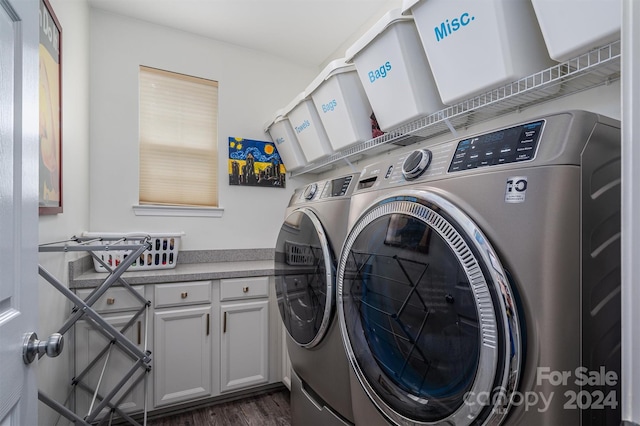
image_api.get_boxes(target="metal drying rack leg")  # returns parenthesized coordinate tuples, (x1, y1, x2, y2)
(37, 236, 153, 426)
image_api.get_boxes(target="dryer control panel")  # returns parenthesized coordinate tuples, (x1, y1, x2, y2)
(293, 173, 359, 204)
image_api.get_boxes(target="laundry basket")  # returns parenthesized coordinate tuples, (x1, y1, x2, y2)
(285, 241, 317, 266)
(82, 232, 184, 272)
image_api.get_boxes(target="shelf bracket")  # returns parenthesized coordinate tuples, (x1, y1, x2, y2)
(342, 156, 358, 173)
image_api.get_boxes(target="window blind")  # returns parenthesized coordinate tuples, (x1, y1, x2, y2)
(139, 66, 219, 207)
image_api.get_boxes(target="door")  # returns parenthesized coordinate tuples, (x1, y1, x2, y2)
(0, 0, 40, 425)
(274, 208, 334, 348)
(337, 193, 522, 426)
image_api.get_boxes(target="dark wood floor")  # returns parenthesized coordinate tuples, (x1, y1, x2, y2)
(146, 389, 291, 426)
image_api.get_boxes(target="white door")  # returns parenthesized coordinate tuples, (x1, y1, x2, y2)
(0, 0, 40, 424)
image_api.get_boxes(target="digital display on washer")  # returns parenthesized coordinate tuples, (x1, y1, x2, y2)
(329, 175, 353, 196)
(448, 120, 545, 173)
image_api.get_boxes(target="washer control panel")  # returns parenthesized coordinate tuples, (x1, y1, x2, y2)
(356, 118, 547, 193)
(448, 120, 544, 172)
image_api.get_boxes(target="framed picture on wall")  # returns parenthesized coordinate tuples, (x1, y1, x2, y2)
(39, 0, 63, 215)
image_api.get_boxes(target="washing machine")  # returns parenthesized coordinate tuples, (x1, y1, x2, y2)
(275, 173, 360, 425)
(336, 110, 621, 425)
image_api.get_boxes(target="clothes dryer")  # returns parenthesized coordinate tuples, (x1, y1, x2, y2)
(336, 111, 620, 425)
(275, 173, 359, 425)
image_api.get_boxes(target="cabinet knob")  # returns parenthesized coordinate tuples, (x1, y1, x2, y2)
(242, 286, 249, 293)
(106, 298, 115, 305)
(181, 292, 188, 299)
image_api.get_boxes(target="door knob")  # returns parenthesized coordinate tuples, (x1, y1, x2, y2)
(23, 332, 64, 364)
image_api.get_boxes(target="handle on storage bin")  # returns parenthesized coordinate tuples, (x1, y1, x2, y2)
(242, 286, 249, 293)
(181, 292, 188, 299)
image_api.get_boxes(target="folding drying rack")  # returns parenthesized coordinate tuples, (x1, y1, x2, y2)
(38, 235, 153, 426)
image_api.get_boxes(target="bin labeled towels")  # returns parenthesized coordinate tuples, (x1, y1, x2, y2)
(265, 110, 307, 171)
(531, 0, 620, 62)
(307, 58, 373, 151)
(287, 92, 334, 162)
(345, 8, 443, 132)
(403, 0, 555, 105)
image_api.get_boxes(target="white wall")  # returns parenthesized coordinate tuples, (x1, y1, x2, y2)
(37, 0, 91, 423)
(88, 10, 318, 251)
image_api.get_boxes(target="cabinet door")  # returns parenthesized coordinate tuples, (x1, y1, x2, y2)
(220, 300, 269, 392)
(75, 313, 149, 419)
(154, 305, 212, 407)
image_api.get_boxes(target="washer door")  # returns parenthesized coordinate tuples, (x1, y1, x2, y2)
(337, 193, 521, 425)
(275, 208, 334, 348)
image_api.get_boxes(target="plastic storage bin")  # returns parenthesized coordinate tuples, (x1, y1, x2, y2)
(265, 110, 307, 171)
(306, 58, 373, 151)
(345, 8, 443, 132)
(286, 92, 334, 162)
(531, 0, 620, 62)
(403, 0, 555, 105)
(82, 232, 183, 272)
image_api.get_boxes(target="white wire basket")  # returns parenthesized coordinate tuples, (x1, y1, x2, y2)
(82, 232, 184, 272)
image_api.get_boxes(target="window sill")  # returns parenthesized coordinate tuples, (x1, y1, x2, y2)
(133, 205, 224, 218)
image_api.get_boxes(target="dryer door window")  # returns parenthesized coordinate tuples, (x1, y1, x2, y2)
(337, 195, 521, 426)
(275, 208, 334, 348)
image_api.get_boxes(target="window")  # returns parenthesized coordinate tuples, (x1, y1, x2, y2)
(139, 66, 218, 208)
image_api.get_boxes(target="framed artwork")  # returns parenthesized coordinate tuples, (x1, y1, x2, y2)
(228, 137, 286, 188)
(39, 0, 63, 214)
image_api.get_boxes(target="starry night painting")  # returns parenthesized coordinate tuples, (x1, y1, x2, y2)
(228, 137, 286, 188)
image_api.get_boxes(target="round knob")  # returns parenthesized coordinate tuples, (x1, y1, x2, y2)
(402, 149, 432, 180)
(23, 332, 64, 364)
(303, 183, 318, 200)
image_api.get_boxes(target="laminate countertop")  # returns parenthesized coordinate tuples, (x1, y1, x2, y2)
(69, 249, 275, 289)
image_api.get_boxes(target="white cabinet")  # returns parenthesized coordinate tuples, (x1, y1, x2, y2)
(74, 286, 149, 419)
(73, 274, 281, 414)
(220, 277, 269, 392)
(153, 281, 214, 407)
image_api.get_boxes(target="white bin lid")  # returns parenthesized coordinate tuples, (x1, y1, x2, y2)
(264, 108, 286, 132)
(401, 0, 421, 14)
(305, 58, 357, 97)
(345, 8, 414, 62)
(283, 92, 307, 115)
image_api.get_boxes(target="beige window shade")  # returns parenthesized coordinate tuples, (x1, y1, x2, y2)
(139, 66, 219, 207)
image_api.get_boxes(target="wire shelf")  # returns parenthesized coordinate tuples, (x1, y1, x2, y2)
(290, 40, 621, 176)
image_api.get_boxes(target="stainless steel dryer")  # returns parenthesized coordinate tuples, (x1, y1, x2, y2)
(336, 111, 621, 425)
(275, 173, 359, 426)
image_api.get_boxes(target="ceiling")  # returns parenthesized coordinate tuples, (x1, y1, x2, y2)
(87, 0, 402, 69)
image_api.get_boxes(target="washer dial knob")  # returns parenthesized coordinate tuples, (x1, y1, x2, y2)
(303, 183, 318, 200)
(402, 149, 432, 180)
